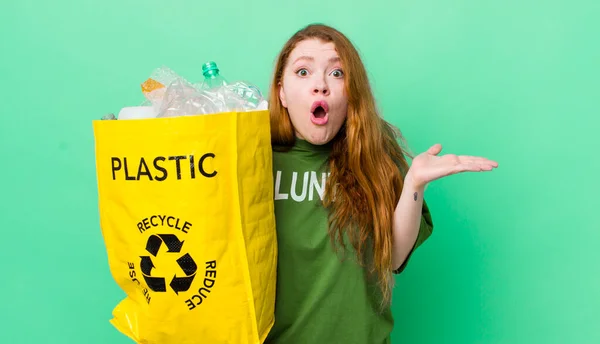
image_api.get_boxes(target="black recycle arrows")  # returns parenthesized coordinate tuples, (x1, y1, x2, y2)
(170, 253, 198, 294)
(140, 234, 197, 294)
(140, 255, 166, 291)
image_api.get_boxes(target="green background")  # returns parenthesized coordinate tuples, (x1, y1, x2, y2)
(1, 0, 598, 343)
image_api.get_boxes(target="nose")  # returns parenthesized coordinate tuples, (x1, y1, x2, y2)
(312, 80, 329, 96)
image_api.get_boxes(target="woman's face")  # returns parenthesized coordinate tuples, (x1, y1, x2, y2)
(279, 39, 348, 145)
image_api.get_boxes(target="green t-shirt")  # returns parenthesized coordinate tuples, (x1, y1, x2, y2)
(265, 138, 433, 344)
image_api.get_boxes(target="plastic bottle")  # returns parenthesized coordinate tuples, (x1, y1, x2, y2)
(229, 81, 262, 109)
(200, 61, 228, 90)
(197, 61, 268, 111)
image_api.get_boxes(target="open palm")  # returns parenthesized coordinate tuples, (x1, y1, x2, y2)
(409, 144, 499, 188)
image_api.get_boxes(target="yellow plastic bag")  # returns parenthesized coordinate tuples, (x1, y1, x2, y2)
(92, 110, 277, 344)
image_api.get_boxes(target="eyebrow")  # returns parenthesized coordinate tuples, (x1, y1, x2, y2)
(292, 56, 341, 64)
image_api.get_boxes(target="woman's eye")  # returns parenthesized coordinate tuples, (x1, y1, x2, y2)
(331, 69, 344, 78)
(296, 69, 309, 77)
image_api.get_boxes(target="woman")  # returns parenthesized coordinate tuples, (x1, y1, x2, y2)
(265, 23, 498, 344)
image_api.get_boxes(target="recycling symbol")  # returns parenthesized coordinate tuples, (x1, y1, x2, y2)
(140, 234, 197, 294)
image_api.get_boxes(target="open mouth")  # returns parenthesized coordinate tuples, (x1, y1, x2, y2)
(313, 106, 326, 118)
(310, 101, 329, 125)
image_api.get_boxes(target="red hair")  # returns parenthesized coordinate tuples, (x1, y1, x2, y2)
(269, 24, 412, 304)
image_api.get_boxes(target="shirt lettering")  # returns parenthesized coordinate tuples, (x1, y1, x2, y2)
(274, 170, 330, 202)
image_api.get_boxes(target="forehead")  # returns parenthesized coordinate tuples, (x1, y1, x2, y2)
(288, 39, 339, 61)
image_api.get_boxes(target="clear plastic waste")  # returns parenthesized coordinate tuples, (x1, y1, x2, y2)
(101, 113, 116, 120)
(199, 61, 228, 90)
(228, 81, 265, 110)
(140, 66, 189, 110)
(118, 106, 156, 120)
(157, 77, 224, 118)
(104, 62, 269, 120)
(196, 62, 266, 110)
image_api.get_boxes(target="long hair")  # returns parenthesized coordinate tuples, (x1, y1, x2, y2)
(268, 23, 412, 305)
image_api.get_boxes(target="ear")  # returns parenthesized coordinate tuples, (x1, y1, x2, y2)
(278, 82, 288, 108)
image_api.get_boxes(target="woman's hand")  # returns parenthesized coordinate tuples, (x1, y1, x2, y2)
(408, 144, 499, 189)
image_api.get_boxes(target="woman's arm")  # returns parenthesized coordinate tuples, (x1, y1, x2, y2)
(391, 171, 428, 271)
(391, 143, 498, 271)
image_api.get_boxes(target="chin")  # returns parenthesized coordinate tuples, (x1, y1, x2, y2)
(306, 138, 329, 145)
(304, 129, 334, 145)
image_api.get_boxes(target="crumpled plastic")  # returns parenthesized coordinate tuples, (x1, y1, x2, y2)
(140, 66, 268, 118)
